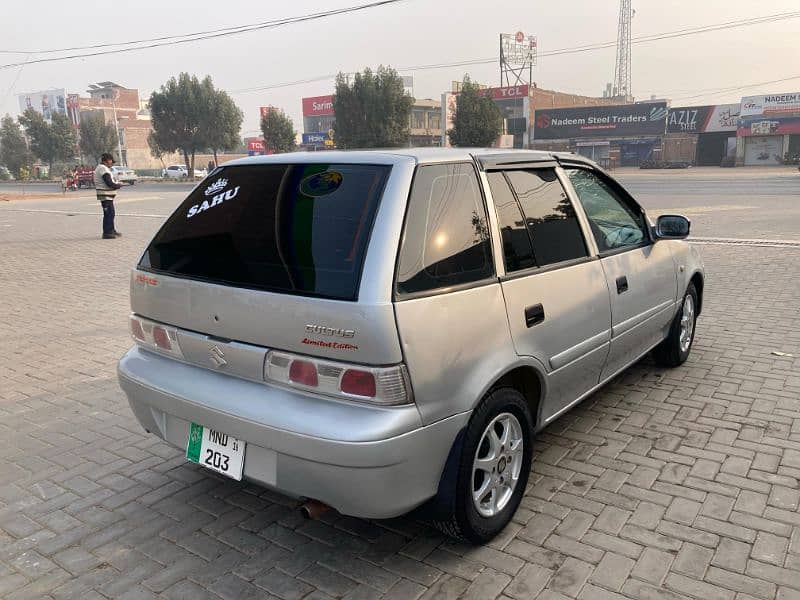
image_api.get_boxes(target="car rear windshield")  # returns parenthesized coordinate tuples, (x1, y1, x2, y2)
(139, 163, 391, 300)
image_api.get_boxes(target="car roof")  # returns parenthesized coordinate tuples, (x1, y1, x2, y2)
(224, 148, 595, 168)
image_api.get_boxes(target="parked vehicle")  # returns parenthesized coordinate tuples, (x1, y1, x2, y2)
(112, 165, 138, 185)
(119, 149, 704, 543)
(75, 166, 95, 188)
(162, 164, 207, 179)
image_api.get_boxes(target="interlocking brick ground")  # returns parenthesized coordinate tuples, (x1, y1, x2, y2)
(1, 206, 798, 599)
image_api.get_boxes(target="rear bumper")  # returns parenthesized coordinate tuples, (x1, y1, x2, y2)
(118, 347, 469, 518)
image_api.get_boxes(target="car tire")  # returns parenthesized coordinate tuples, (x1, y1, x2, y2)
(653, 282, 698, 368)
(432, 388, 533, 544)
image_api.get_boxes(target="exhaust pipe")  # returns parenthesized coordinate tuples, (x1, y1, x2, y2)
(299, 499, 330, 520)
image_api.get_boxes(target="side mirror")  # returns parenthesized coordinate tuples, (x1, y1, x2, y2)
(655, 214, 690, 239)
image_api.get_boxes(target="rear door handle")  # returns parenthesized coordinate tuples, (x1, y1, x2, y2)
(616, 276, 629, 294)
(525, 304, 545, 328)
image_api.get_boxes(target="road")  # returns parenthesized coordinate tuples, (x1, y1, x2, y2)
(0, 170, 799, 600)
(2, 168, 798, 240)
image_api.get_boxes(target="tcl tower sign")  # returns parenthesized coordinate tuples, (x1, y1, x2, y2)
(302, 95, 335, 117)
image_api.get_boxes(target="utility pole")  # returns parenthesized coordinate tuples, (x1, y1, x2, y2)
(613, 0, 633, 101)
(111, 88, 124, 166)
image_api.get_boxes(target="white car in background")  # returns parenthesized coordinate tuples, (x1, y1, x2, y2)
(111, 165, 137, 185)
(162, 165, 208, 179)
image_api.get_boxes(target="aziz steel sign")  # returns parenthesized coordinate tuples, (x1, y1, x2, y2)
(534, 103, 668, 140)
(667, 104, 739, 133)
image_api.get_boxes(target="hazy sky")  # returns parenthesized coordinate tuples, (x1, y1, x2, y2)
(1, 0, 798, 135)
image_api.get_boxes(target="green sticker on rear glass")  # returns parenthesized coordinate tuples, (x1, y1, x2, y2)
(299, 171, 343, 197)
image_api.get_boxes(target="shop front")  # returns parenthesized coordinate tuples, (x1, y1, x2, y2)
(533, 102, 668, 167)
(665, 104, 739, 166)
(738, 116, 800, 166)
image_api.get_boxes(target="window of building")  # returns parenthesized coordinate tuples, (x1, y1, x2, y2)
(411, 110, 426, 130)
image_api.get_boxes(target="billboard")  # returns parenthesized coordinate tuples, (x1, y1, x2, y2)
(740, 92, 800, 117)
(534, 103, 668, 140)
(302, 95, 334, 117)
(667, 104, 739, 133)
(501, 32, 537, 66)
(246, 138, 266, 155)
(302, 132, 332, 145)
(259, 106, 278, 119)
(737, 116, 800, 137)
(18, 88, 67, 122)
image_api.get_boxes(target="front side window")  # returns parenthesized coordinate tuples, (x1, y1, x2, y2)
(396, 163, 493, 295)
(141, 163, 390, 301)
(566, 168, 648, 252)
(504, 169, 588, 267)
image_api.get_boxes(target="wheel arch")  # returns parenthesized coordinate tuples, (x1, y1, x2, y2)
(690, 271, 704, 315)
(484, 361, 547, 432)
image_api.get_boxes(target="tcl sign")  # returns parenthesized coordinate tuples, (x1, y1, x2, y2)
(247, 139, 265, 153)
(482, 85, 529, 100)
(302, 95, 335, 117)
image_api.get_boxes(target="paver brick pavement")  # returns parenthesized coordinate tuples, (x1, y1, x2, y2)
(0, 206, 799, 598)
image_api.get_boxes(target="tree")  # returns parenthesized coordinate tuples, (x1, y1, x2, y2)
(147, 131, 167, 171)
(18, 109, 77, 169)
(333, 66, 413, 148)
(150, 73, 239, 177)
(205, 86, 243, 164)
(260, 110, 296, 154)
(0, 115, 31, 177)
(79, 112, 117, 164)
(448, 76, 503, 147)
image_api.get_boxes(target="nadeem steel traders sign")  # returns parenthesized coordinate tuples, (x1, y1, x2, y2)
(534, 103, 668, 139)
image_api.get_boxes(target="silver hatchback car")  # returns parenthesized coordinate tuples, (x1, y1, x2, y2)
(118, 149, 704, 543)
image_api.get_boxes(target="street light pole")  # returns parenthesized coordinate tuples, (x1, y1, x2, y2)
(111, 91, 124, 166)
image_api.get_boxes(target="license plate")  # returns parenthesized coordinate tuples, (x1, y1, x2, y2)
(186, 423, 245, 480)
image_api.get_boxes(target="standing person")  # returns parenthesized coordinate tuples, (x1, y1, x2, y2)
(207, 159, 215, 173)
(94, 153, 123, 239)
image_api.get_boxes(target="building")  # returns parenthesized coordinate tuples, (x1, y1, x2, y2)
(78, 82, 160, 168)
(663, 104, 739, 166)
(532, 101, 668, 167)
(736, 92, 800, 166)
(442, 83, 618, 150)
(409, 99, 441, 147)
(299, 93, 442, 149)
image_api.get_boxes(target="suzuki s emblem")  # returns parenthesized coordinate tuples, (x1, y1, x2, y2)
(209, 345, 227, 368)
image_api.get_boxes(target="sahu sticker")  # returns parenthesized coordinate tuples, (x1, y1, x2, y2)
(187, 178, 240, 218)
(299, 171, 343, 197)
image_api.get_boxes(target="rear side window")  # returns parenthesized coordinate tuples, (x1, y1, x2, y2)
(140, 163, 390, 300)
(504, 169, 588, 267)
(396, 163, 493, 295)
(486, 172, 535, 273)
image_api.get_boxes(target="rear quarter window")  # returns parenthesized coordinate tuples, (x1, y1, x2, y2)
(140, 163, 391, 300)
(396, 163, 494, 296)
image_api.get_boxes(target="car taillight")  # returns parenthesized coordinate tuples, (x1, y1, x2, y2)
(129, 314, 183, 359)
(341, 369, 376, 398)
(289, 359, 318, 387)
(265, 351, 412, 406)
(152, 326, 172, 350)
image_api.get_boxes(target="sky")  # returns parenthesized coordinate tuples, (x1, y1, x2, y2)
(1, 0, 799, 135)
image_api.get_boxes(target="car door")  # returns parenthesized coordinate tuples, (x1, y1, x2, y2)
(563, 167, 678, 381)
(486, 167, 612, 423)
